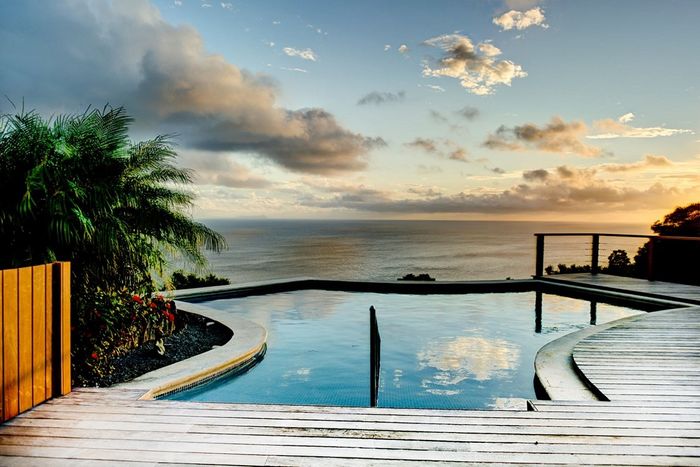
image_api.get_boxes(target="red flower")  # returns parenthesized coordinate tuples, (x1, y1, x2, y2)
(165, 302, 171, 310)
(166, 311, 175, 323)
(132, 295, 142, 304)
(91, 352, 99, 360)
(150, 302, 157, 309)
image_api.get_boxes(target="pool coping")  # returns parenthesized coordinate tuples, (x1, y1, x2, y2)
(120, 276, 690, 402)
(116, 301, 267, 400)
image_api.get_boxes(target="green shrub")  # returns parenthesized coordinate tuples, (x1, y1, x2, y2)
(170, 270, 230, 289)
(72, 289, 181, 385)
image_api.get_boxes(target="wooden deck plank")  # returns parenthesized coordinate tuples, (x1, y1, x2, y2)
(26, 402, 700, 426)
(5, 425, 700, 452)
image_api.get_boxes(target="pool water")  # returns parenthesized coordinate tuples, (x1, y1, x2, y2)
(168, 291, 643, 409)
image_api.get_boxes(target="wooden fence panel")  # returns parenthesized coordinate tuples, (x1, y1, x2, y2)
(18, 266, 33, 412)
(32, 265, 46, 406)
(1, 262, 70, 422)
(3, 269, 19, 420)
(58, 262, 71, 396)
(44, 265, 53, 400)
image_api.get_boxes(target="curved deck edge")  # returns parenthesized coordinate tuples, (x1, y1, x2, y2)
(534, 313, 650, 401)
(116, 301, 267, 400)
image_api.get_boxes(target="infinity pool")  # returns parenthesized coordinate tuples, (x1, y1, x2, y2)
(168, 290, 644, 409)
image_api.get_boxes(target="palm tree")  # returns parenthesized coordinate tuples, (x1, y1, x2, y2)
(0, 106, 225, 300)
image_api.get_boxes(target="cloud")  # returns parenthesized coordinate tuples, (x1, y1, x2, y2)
(384, 45, 391, 51)
(448, 149, 469, 162)
(598, 154, 673, 172)
(493, 7, 548, 31)
(588, 117, 693, 139)
(456, 106, 480, 120)
(522, 154, 674, 183)
(483, 117, 603, 157)
(220, 2, 233, 10)
(408, 186, 443, 198)
(0, 1, 381, 175)
(305, 166, 684, 214)
(283, 47, 317, 61)
(406, 138, 439, 153)
(406, 138, 470, 162)
(420, 84, 446, 93)
(522, 168, 550, 182)
(398, 44, 409, 54)
(306, 24, 326, 35)
(618, 112, 635, 123)
(429, 110, 448, 123)
(179, 150, 271, 188)
(357, 91, 406, 106)
(280, 67, 308, 73)
(422, 34, 527, 95)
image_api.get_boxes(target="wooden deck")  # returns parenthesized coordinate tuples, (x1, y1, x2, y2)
(1, 274, 699, 465)
(0, 387, 698, 465)
(541, 273, 700, 304)
(574, 306, 700, 404)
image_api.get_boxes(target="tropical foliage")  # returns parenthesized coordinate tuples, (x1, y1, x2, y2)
(0, 106, 225, 294)
(0, 106, 226, 383)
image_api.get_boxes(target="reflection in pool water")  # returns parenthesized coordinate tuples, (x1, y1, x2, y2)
(417, 335, 521, 395)
(168, 290, 643, 409)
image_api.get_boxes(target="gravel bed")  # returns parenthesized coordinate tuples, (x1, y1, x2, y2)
(78, 312, 233, 387)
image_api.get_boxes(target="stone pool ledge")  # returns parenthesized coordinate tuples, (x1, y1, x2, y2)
(117, 301, 267, 400)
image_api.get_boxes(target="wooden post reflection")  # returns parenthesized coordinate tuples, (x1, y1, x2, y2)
(590, 301, 597, 326)
(535, 291, 542, 334)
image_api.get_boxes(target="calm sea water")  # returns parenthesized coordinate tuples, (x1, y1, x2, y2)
(169, 290, 643, 409)
(200, 219, 649, 283)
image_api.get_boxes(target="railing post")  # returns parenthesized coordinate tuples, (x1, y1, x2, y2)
(369, 306, 380, 407)
(591, 234, 600, 275)
(534, 291, 542, 334)
(535, 235, 545, 277)
(647, 238, 656, 281)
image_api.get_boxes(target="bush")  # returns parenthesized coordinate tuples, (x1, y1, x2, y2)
(170, 270, 230, 289)
(72, 289, 182, 385)
(398, 273, 436, 281)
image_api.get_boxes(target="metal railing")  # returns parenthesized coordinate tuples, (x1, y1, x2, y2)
(369, 305, 381, 407)
(534, 232, 700, 280)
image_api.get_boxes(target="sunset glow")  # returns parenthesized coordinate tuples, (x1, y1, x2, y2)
(2, 0, 698, 224)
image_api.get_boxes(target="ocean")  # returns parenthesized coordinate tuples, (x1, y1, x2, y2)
(200, 219, 650, 283)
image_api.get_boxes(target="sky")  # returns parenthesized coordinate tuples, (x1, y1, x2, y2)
(1, 0, 699, 223)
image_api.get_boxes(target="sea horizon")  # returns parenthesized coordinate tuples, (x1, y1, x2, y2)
(197, 218, 651, 284)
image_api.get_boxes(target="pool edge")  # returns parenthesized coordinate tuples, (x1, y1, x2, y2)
(116, 301, 267, 400)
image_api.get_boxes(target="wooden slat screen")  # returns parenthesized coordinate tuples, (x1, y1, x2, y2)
(1, 262, 71, 422)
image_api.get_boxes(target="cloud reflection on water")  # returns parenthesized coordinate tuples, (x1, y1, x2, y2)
(417, 335, 521, 394)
